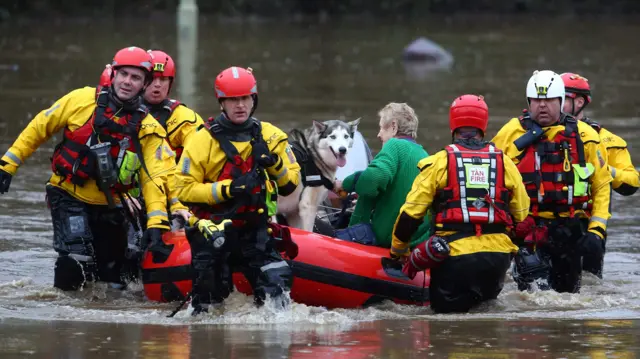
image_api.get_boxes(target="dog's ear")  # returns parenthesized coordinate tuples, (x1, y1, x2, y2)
(347, 118, 360, 135)
(313, 120, 327, 134)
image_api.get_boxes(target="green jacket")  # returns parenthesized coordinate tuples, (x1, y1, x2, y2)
(343, 137, 431, 248)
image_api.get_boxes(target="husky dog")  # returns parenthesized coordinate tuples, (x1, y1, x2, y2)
(277, 118, 360, 232)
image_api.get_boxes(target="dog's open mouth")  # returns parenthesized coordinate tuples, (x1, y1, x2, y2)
(331, 148, 347, 168)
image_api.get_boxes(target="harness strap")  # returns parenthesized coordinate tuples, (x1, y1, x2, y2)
(438, 224, 508, 239)
(289, 138, 334, 190)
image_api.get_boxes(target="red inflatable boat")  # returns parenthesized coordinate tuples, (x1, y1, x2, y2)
(141, 227, 430, 309)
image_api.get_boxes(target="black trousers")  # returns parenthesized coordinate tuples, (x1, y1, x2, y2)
(429, 252, 511, 314)
(582, 237, 605, 278)
(46, 184, 129, 291)
(186, 224, 293, 307)
(514, 217, 588, 293)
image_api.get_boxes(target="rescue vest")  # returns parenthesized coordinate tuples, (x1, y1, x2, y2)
(434, 142, 512, 237)
(189, 116, 277, 226)
(515, 115, 593, 217)
(149, 99, 184, 161)
(50, 90, 147, 194)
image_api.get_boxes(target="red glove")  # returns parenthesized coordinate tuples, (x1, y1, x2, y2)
(514, 216, 536, 240)
(268, 223, 299, 260)
(402, 236, 450, 279)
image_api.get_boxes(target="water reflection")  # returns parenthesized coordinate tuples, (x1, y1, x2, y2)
(1, 318, 639, 358)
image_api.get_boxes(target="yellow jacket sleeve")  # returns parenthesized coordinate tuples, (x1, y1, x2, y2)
(0, 88, 88, 174)
(261, 122, 301, 196)
(599, 128, 639, 195)
(490, 118, 526, 158)
(160, 140, 189, 213)
(609, 147, 639, 193)
(138, 116, 172, 230)
(166, 105, 205, 151)
(176, 129, 232, 206)
(390, 150, 447, 257)
(502, 155, 530, 223)
(579, 122, 612, 237)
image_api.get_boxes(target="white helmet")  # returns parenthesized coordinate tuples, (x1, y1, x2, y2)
(526, 70, 565, 110)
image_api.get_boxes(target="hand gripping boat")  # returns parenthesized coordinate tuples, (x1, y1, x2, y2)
(141, 227, 430, 308)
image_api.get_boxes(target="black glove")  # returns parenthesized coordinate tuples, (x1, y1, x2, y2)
(0, 161, 13, 194)
(252, 142, 278, 168)
(577, 232, 605, 257)
(230, 171, 262, 197)
(144, 228, 173, 264)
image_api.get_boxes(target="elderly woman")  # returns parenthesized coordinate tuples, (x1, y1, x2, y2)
(334, 103, 431, 248)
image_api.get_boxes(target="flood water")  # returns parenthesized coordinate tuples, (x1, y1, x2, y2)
(1, 15, 640, 358)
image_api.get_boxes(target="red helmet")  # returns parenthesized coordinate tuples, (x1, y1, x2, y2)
(148, 50, 176, 79)
(214, 66, 258, 99)
(98, 65, 112, 88)
(561, 72, 592, 104)
(449, 94, 489, 134)
(141, 230, 192, 303)
(111, 46, 154, 81)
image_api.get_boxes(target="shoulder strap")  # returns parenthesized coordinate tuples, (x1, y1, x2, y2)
(92, 90, 110, 129)
(205, 117, 241, 163)
(583, 117, 601, 133)
(560, 114, 587, 166)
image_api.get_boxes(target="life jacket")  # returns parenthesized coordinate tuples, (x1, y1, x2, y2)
(515, 114, 593, 217)
(50, 90, 147, 194)
(149, 99, 184, 161)
(189, 116, 277, 226)
(434, 142, 512, 237)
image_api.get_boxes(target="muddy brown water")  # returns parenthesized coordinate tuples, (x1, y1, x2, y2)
(1, 15, 640, 358)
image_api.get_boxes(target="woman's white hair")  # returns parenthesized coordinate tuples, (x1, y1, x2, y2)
(378, 102, 419, 139)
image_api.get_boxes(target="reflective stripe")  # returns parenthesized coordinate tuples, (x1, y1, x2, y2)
(488, 146, 496, 224)
(155, 146, 162, 160)
(212, 183, 221, 203)
(170, 197, 180, 205)
(534, 152, 543, 203)
(390, 246, 407, 255)
(591, 216, 608, 226)
(148, 210, 168, 218)
(164, 145, 175, 158)
(68, 253, 93, 262)
(45, 103, 60, 116)
(568, 185, 573, 205)
(260, 261, 289, 272)
(3, 151, 22, 165)
(468, 212, 489, 217)
(181, 157, 191, 174)
(274, 168, 288, 180)
(456, 152, 469, 223)
(611, 167, 617, 178)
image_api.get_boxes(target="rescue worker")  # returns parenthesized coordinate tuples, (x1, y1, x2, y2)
(492, 70, 612, 293)
(176, 66, 301, 315)
(144, 50, 204, 165)
(392, 94, 530, 313)
(562, 72, 639, 278)
(0, 46, 173, 291)
(144, 49, 204, 219)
